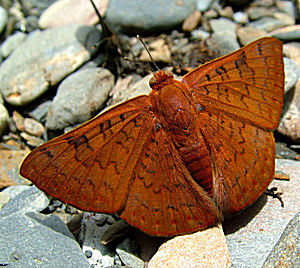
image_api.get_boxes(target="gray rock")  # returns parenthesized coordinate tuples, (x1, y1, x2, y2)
(237, 25, 267, 46)
(233, 11, 248, 24)
(0, 103, 9, 137)
(276, 0, 298, 20)
(270, 25, 300, 41)
(79, 213, 116, 267)
(196, 0, 214, 12)
(46, 67, 114, 130)
(247, 6, 276, 20)
(209, 17, 237, 37)
(284, 57, 300, 92)
(105, 0, 196, 34)
(0, 25, 102, 106)
(207, 31, 240, 56)
(28, 100, 52, 122)
(0, 6, 8, 34)
(0, 192, 10, 211)
(263, 212, 300, 267)
(20, 0, 56, 17)
(116, 238, 144, 268)
(0, 211, 89, 267)
(0, 186, 49, 218)
(2, 185, 32, 199)
(191, 29, 210, 40)
(0, 31, 27, 58)
(249, 14, 294, 32)
(225, 159, 300, 267)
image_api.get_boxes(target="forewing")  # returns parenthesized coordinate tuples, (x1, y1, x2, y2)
(120, 122, 220, 236)
(182, 37, 284, 130)
(196, 111, 275, 215)
(20, 96, 153, 213)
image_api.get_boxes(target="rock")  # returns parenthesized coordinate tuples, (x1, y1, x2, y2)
(209, 17, 237, 37)
(19, 0, 56, 17)
(39, 0, 109, 28)
(139, 39, 171, 63)
(283, 42, 300, 68)
(0, 211, 89, 267)
(105, 0, 196, 34)
(0, 185, 49, 217)
(196, 0, 214, 12)
(79, 213, 116, 267)
(207, 31, 240, 56)
(46, 67, 114, 130)
(284, 57, 300, 92)
(24, 118, 45, 137)
(0, 192, 10, 211)
(237, 25, 268, 45)
(149, 224, 231, 267)
(116, 238, 144, 268)
(20, 132, 44, 147)
(263, 212, 300, 267)
(191, 29, 210, 40)
(249, 14, 294, 32)
(233, 11, 249, 24)
(276, 0, 298, 20)
(28, 100, 52, 123)
(0, 31, 27, 58)
(225, 159, 300, 267)
(2, 185, 32, 199)
(0, 149, 31, 188)
(0, 6, 8, 34)
(218, 6, 234, 19)
(247, 6, 276, 20)
(0, 25, 102, 106)
(182, 10, 201, 32)
(203, 8, 218, 19)
(0, 104, 9, 137)
(270, 25, 300, 41)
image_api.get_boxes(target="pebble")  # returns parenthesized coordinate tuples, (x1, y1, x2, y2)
(39, 0, 109, 28)
(0, 192, 10, 211)
(218, 6, 234, 19)
(247, 6, 276, 20)
(19, 0, 56, 17)
(139, 39, 171, 63)
(263, 212, 300, 267)
(46, 67, 114, 130)
(105, 0, 196, 34)
(0, 6, 8, 34)
(207, 31, 240, 56)
(182, 10, 202, 32)
(276, 0, 298, 20)
(283, 42, 300, 68)
(270, 25, 300, 41)
(0, 31, 27, 58)
(0, 149, 31, 188)
(191, 29, 210, 40)
(237, 25, 268, 45)
(284, 57, 300, 92)
(225, 159, 300, 267)
(149, 224, 231, 267)
(0, 211, 89, 267)
(12, 110, 25, 131)
(0, 25, 102, 106)
(2, 185, 32, 199)
(23, 118, 45, 136)
(28, 100, 52, 123)
(0, 185, 49, 217)
(233, 11, 249, 24)
(249, 14, 294, 32)
(0, 103, 9, 137)
(209, 17, 237, 37)
(196, 0, 214, 12)
(20, 132, 44, 147)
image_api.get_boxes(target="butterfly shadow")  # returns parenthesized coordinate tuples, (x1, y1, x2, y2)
(222, 193, 268, 235)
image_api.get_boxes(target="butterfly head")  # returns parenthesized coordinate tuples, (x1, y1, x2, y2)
(149, 70, 174, 90)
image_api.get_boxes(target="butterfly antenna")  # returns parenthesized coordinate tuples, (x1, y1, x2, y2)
(89, 0, 110, 38)
(137, 35, 160, 71)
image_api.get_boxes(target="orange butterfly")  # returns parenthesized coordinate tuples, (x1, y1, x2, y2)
(20, 37, 284, 236)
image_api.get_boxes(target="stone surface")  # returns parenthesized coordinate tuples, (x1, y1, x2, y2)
(284, 57, 300, 92)
(0, 6, 8, 34)
(0, 192, 10, 211)
(149, 224, 231, 267)
(225, 159, 300, 267)
(249, 14, 294, 32)
(209, 17, 237, 37)
(105, 0, 196, 34)
(182, 10, 202, 32)
(207, 31, 240, 56)
(196, 0, 214, 12)
(0, 25, 102, 106)
(237, 25, 267, 45)
(0, 31, 27, 58)
(0, 149, 31, 188)
(46, 67, 114, 130)
(23, 118, 45, 136)
(270, 25, 300, 41)
(263, 212, 300, 267)
(39, 0, 109, 28)
(0, 185, 49, 217)
(0, 103, 9, 137)
(233, 11, 248, 24)
(0, 212, 89, 267)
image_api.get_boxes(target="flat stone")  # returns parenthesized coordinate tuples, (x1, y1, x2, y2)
(23, 118, 45, 137)
(237, 25, 267, 45)
(270, 25, 300, 41)
(0, 31, 27, 58)
(249, 14, 294, 32)
(196, 0, 214, 12)
(105, 0, 196, 34)
(0, 211, 89, 267)
(0, 25, 102, 106)
(46, 67, 114, 130)
(209, 17, 237, 37)
(284, 57, 300, 92)
(263, 212, 300, 267)
(207, 31, 240, 56)
(149, 224, 231, 267)
(39, 0, 109, 28)
(225, 159, 300, 267)
(0, 192, 10, 211)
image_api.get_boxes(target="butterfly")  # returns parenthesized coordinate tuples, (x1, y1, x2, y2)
(20, 37, 284, 237)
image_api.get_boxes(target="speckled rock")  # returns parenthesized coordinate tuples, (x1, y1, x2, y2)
(0, 25, 102, 106)
(284, 57, 300, 92)
(149, 224, 231, 267)
(0, 31, 27, 58)
(105, 0, 196, 34)
(237, 25, 267, 45)
(270, 25, 300, 41)
(46, 67, 114, 130)
(207, 31, 240, 56)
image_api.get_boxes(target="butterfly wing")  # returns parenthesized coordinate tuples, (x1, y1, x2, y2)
(20, 95, 220, 236)
(181, 37, 284, 215)
(182, 37, 284, 130)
